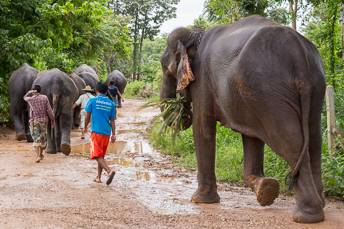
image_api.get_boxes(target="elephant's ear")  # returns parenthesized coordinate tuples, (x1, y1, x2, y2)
(176, 41, 195, 92)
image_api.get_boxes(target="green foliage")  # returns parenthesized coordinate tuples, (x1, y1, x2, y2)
(322, 144, 344, 198)
(123, 80, 146, 98)
(303, 1, 344, 90)
(205, 0, 290, 24)
(0, 0, 131, 124)
(110, 0, 179, 78)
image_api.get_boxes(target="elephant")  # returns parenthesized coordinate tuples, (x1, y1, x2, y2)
(160, 16, 326, 223)
(33, 68, 78, 155)
(70, 73, 87, 128)
(73, 64, 98, 81)
(106, 70, 127, 107)
(8, 63, 38, 142)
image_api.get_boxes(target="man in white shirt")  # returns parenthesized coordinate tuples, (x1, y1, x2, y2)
(73, 85, 95, 139)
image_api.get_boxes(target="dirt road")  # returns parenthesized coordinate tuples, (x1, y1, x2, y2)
(0, 99, 343, 228)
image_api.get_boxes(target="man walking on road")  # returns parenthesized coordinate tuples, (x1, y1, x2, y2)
(84, 82, 116, 185)
(73, 85, 95, 139)
(24, 85, 55, 163)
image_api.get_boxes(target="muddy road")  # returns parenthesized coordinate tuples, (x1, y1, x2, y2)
(0, 99, 343, 229)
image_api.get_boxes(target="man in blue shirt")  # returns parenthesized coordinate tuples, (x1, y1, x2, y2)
(84, 82, 116, 185)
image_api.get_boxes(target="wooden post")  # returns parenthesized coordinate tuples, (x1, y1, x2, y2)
(326, 86, 336, 156)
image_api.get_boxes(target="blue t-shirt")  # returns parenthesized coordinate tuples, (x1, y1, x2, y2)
(85, 94, 116, 136)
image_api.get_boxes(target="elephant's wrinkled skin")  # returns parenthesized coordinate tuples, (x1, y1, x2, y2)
(106, 70, 127, 107)
(33, 69, 78, 155)
(73, 64, 98, 80)
(8, 63, 38, 141)
(107, 70, 127, 94)
(70, 73, 86, 128)
(160, 16, 326, 223)
(73, 64, 99, 90)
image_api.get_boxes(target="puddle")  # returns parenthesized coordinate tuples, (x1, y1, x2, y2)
(71, 141, 127, 155)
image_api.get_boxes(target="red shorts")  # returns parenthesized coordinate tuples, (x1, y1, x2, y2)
(90, 132, 110, 159)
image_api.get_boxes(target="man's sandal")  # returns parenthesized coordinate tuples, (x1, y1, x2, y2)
(106, 171, 116, 185)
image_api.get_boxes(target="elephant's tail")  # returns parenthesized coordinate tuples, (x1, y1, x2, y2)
(52, 94, 60, 117)
(285, 86, 311, 190)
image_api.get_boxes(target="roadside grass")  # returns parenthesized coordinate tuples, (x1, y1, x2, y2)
(149, 121, 344, 197)
(149, 122, 289, 189)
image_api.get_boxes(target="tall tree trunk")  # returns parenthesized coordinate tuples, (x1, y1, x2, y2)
(329, 3, 339, 90)
(132, 7, 139, 80)
(289, 0, 298, 31)
(137, 11, 148, 80)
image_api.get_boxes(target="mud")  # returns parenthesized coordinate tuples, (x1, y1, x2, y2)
(0, 99, 344, 228)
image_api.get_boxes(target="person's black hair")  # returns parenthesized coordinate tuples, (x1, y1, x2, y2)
(109, 81, 115, 85)
(33, 85, 41, 93)
(96, 82, 108, 94)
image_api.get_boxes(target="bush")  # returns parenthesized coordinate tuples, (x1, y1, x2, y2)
(124, 80, 158, 98)
(124, 81, 145, 98)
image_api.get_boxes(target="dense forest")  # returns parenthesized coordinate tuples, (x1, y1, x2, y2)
(1, 0, 344, 196)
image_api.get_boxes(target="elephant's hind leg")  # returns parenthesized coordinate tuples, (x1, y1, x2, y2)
(242, 135, 279, 206)
(268, 121, 324, 223)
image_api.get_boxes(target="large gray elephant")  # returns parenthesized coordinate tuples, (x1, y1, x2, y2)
(160, 16, 326, 223)
(8, 63, 38, 141)
(106, 70, 127, 107)
(70, 73, 86, 128)
(33, 69, 78, 155)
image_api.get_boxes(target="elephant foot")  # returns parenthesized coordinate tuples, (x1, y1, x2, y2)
(191, 187, 220, 204)
(16, 134, 26, 141)
(26, 134, 33, 143)
(293, 207, 324, 223)
(61, 144, 71, 156)
(254, 177, 279, 206)
(46, 149, 57, 154)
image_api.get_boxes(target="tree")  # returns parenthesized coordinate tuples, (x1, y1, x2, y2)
(110, 0, 180, 80)
(304, 0, 343, 90)
(205, 0, 289, 25)
(0, 0, 131, 123)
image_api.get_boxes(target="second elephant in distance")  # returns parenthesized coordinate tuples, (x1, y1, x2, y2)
(73, 64, 98, 80)
(107, 70, 127, 107)
(8, 63, 38, 142)
(70, 73, 87, 128)
(33, 69, 78, 155)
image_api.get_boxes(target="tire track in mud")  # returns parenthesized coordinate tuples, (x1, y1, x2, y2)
(0, 99, 343, 228)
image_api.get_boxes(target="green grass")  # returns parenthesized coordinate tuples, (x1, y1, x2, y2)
(149, 121, 344, 197)
(149, 122, 289, 186)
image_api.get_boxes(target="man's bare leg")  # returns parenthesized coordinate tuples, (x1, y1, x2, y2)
(94, 163, 103, 183)
(96, 157, 115, 185)
(39, 146, 44, 160)
(34, 146, 41, 163)
(80, 128, 85, 139)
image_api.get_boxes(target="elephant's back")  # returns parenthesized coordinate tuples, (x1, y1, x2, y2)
(34, 69, 78, 100)
(107, 70, 127, 93)
(9, 63, 38, 97)
(73, 64, 98, 81)
(70, 73, 86, 95)
(78, 72, 98, 89)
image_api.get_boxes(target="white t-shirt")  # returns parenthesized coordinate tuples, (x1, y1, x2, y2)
(75, 93, 94, 109)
